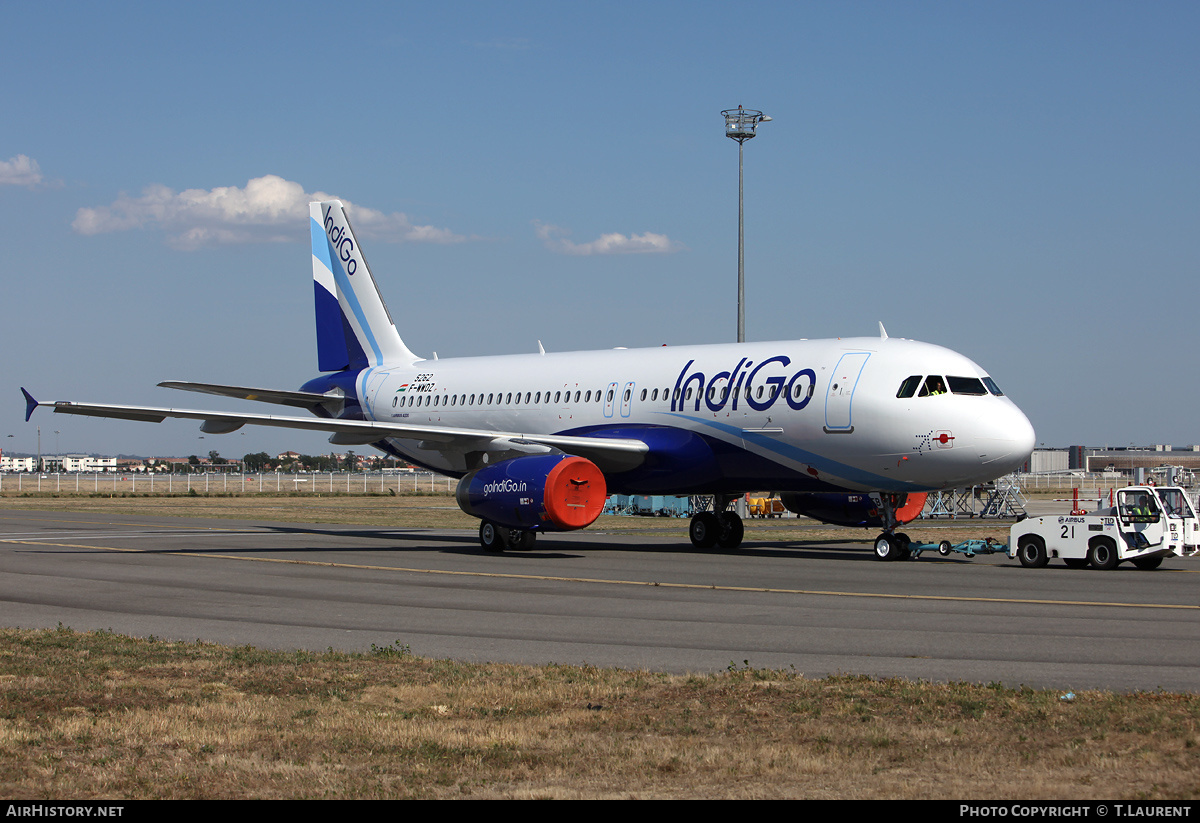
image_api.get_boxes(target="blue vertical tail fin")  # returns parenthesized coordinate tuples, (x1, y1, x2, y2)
(310, 200, 419, 371)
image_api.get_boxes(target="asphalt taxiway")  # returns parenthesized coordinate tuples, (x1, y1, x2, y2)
(1, 509, 1196, 691)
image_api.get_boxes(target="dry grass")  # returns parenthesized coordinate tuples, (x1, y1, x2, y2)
(0, 627, 1197, 799)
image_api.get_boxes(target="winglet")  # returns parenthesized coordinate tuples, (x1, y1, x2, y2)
(878, 322, 888, 340)
(20, 387, 38, 422)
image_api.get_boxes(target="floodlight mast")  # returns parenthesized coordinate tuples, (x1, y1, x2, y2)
(722, 107, 771, 343)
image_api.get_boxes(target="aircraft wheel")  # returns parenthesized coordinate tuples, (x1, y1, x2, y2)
(1063, 558, 1089, 569)
(716, 511, 744, 549)
(1017, 535, 1049, 568)
(1088, 538, 1120, 570)
(479, 520, 506, 553)
(1132, 556, 1163, 570)
(873, 533, 899, 561)
(894, 532, 912, 559)
(507, 530, 536, 551)
(689, 512, 719, 549)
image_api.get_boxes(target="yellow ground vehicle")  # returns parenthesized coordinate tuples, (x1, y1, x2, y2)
(747, 496, 786, 518)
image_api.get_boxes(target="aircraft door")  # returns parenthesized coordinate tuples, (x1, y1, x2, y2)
(824, 352, 870, 433)
(620, 382, 635, 417)
(603, 382, 618, 418)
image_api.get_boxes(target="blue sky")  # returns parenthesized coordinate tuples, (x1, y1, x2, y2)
(2, 1, 1197, 460)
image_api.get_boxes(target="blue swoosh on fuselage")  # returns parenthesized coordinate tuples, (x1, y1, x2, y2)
(657, 412, 925, 492)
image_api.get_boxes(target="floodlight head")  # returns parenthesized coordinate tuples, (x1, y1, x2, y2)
(721, 107, 769, 144)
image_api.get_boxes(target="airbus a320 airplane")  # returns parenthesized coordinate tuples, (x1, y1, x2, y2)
(23, 200, 1035, 558)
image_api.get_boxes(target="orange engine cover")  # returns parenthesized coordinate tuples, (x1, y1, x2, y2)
(455, 454, 607, 532)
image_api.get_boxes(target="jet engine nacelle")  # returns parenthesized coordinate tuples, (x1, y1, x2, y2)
(455, 454, 607, 532)
(778, 492, 927, 528)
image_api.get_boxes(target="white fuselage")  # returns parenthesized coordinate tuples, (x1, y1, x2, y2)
(352, 335, 1035, 496)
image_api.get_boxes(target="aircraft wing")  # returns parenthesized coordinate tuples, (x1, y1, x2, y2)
(21, 390, 649, 473)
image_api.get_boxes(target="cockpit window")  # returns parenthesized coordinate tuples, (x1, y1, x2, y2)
(982, 377, 1004, 396)
(918, 376, 947, 397)
(947, 376, 988, 395)
(896, 376, 922, 398)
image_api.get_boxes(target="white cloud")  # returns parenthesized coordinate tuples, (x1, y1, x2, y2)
(73, 174, 468, 249)
(533, 220, 683, 256)
(0, 155, 44, 187)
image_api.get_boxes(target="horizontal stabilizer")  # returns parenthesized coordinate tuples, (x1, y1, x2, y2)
(158, 381, 342, 411)
(20, 388, 37, 422)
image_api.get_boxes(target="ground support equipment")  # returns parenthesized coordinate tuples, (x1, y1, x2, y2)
(907, 537, 1008, 559)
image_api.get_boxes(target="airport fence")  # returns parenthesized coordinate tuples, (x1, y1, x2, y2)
(1020, 472, 1191, 492)
(0, 471, 458, 496)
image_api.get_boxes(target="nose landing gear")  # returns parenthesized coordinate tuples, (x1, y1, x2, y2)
(871, 492, 912, 561)
(872, 531, 912, 561)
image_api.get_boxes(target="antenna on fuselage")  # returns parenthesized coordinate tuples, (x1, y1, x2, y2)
(879, 322, 888, 340)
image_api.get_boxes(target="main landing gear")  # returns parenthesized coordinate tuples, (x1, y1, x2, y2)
(478, 520, 536, 552)
(688, 496, 744, 550)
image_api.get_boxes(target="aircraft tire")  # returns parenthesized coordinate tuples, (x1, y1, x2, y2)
(1063, 558, 1089, 569)
(479, 520, 506, 553)
(1017, 535, 1049, 568)
(873, 533, 899, 561)
(1088, 538, 1120, 570)
(689, 512, 720, 549)
(508, 530, 537, 551)
(1132, 555, 1163, 570)
(716, 511, 744, 549)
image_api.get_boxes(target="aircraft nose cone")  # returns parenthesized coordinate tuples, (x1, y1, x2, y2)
(978, 404, 1036, 474)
